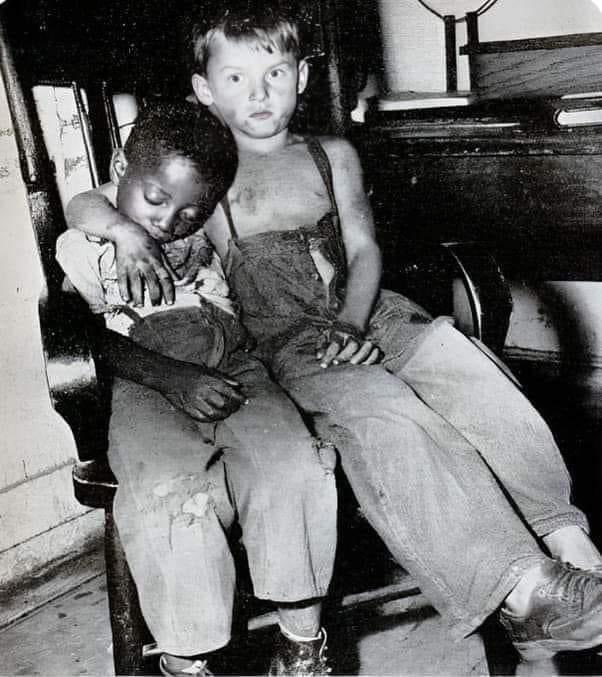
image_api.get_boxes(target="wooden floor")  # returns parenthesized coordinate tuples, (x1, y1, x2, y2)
(0, 547, 491, 676)
(4, 544, 602, 676)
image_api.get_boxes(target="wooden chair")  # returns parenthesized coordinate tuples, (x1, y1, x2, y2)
(0, 8, 514, 674)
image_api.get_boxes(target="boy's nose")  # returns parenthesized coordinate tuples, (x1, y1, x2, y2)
(249, 80, 268, 101)
(153, 213, 175, 233)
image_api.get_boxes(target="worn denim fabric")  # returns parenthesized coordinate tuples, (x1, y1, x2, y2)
(225, 227, 588, 638)
(108, 305, 337, 655)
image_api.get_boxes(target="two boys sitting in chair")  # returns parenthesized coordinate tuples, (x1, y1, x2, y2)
(59, 2, 602, 675)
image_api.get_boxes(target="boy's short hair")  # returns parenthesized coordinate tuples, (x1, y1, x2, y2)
(191, 1, 301, 75)
(124, 100, 237, 200)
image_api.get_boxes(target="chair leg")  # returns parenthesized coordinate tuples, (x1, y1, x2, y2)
(104, 509, 153, 676)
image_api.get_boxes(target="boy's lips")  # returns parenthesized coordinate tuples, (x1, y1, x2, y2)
(250, 110, 273, 120)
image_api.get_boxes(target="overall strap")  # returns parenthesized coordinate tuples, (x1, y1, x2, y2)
(306, 136, 338, 215)
(220, 195, 238, 240)
(306, 136, 346, 271)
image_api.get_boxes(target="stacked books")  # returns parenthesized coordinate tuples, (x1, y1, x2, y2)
(545, 92, 602, 128)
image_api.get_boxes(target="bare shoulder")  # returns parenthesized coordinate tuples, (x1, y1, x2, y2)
(315, 135, 360, 167)
(314, 135, 364, 191)
(98, 181, 117, 206)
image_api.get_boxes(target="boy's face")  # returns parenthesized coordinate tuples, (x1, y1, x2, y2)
(192, 33, 308, 142)
(115, 154, 215, 243)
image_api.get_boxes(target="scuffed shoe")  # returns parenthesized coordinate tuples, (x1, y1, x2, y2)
(159, 653, 213, 676)
(499, 559, 602, 661)
(268, 627, 332, 676)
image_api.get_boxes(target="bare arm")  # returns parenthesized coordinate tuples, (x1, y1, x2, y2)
(317, 138, 382, 367)
(329, 138, 382, 329)
(93, 319, 246, 421)
(66, 188, 176, 306)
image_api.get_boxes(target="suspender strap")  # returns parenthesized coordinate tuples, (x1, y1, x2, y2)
(220, 195, 238, 240)
(306, 136, 338, 215)
(306, 136, 346, 270)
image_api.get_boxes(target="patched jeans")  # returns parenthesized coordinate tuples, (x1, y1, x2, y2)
(270, 290, 588, 638)
(108, 307, 337, 656)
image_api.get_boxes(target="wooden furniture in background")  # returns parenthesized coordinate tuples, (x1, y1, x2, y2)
(461, 12, 602, 100)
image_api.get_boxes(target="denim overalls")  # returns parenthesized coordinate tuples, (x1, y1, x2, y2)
(96, 240, 338, 657)
(222, 137, 588, 637)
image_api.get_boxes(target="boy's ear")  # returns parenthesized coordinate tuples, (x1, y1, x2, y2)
(192, 74, 214, 106)
(110, 149, 128, 186)
(297, 59, 309, 95)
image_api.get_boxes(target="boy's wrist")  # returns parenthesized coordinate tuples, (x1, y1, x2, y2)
(329, 318, 365, 342)
(149, 359, 208, 394)
(109, 219, 147, 245)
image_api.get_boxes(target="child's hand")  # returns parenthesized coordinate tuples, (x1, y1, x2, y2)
(113, 220, 178, 307)
(162, 363, 247, 422)
(317, 322, 382, 368)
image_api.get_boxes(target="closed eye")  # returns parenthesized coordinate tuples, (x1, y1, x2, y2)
(180, 212, 200, 224)
(145, 194, 165, 206)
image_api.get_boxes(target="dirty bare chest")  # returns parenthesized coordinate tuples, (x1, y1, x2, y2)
(228, 145, 332, 237)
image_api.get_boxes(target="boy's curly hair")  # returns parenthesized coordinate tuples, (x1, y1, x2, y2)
(124, 100, 237, 202)
(190, 0, 302, 75)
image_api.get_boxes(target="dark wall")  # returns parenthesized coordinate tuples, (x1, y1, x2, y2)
(6, 0, 199, 96)
(358, 110, 602, 286)
(5, 0, 381, 129)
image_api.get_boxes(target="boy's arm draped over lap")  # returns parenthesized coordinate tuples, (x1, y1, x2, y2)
(96, 326, 245, 422)
(60, 201, 246, 422)
(66, 189, 176, 306)
(317, 138, 383, 368)
(91, 321, 245, 422)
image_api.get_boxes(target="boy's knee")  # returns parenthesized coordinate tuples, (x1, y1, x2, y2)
(265, 438, 337, 493)
(141, 462, 234, 529)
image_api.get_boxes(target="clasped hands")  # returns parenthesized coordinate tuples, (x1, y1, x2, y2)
(163, 362, 247, 423)
(316, 320, 382, 368)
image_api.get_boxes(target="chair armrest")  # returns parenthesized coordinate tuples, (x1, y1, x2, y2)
(40, 291, 110, 460)
(39, 291, 116, 507)
(384, 240, 513, 355)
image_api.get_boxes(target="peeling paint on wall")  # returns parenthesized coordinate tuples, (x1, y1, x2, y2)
(32, 85, 93, 207)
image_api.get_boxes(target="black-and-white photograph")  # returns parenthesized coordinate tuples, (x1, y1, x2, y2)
(3, 1, 602, 675)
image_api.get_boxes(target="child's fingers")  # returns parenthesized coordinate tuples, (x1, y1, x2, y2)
(319, 341, 343, 368)
(117, 269, 132, 303)
(362, 346, 382, 364)
(331, 340, 360, 364)
(152, 254, 177, 304)
(160, 252, 180, 280)
(128, 270, 145, 307)
(205, 368, 242, 390)
(142, 268, 165, 306)
(348, 341, 375, 364)
(212, 379, 248, 407)
(222, 377, 242, 388)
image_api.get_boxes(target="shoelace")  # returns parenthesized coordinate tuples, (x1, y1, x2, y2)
(290, 652, 331, 675)
(184, 660, 213, 676)
(160, 655, 213, 676)
(543, 564, 602, 656)
(288, 629, 332, 676)
(309, 629, 332, 675)
(542, 561, 599, 603)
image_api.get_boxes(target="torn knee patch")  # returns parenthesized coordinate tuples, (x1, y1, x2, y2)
(314, 439, 337, 472)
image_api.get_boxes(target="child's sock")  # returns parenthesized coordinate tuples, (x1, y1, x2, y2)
(279, 622, 322, 643)
(159, 653, 212, 676)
